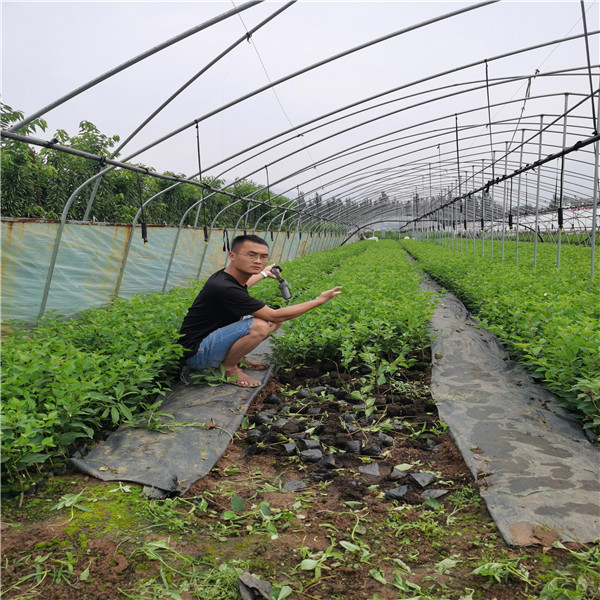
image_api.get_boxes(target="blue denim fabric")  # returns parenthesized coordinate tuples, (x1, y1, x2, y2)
(185, 317, 254, 370)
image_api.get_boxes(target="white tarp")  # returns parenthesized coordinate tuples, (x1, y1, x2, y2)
(1, 219, 347, 324)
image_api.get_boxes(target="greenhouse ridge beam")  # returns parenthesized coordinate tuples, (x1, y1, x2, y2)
(7, 0, 263, 132)
(399, 131, 600, 229)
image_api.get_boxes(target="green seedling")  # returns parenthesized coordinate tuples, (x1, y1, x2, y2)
(51, 489, 96, 519)
(472, 556, 537, 585)
(293, 542, 344, 582)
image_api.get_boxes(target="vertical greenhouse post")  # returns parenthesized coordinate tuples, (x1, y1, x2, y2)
(534, 115, 544, 268)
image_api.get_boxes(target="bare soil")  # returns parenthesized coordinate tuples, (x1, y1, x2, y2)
(1, 363, 584, 599)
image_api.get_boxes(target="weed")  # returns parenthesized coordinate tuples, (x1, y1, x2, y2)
(448, 484, 482, 510)
(50, 488, 96, 520)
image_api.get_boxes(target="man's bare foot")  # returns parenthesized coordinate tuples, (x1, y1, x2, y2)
(225, 367, 262, 388)
(238, 358, 269, 371)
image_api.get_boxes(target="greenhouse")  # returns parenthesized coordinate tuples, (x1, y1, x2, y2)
(1, 2, 599, 599)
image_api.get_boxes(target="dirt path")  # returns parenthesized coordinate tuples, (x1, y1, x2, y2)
(2, 364, 597, 600)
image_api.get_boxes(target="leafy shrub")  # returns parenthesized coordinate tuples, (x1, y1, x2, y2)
(401, 239, 600, 432)
(1, 286, 199, 488)
(252, 241, 436, 369)
(2, 241, 436, 487)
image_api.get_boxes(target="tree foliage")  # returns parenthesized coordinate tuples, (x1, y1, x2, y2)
(1, 103, 313, 229)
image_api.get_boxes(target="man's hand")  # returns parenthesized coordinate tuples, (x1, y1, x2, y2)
(248, 264, 278, 288)
(264, 263, 279, 279)
(317, 286, 342, 304)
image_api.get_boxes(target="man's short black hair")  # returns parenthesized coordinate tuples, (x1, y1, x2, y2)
(231, 234, 269, 252)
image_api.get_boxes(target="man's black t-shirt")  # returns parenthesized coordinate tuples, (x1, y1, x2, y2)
(178, 269, 266, 355)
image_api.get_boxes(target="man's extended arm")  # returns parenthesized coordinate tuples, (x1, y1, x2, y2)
(252, 287, 342, 323)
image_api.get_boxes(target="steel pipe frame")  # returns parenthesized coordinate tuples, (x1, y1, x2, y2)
(82, 1, 296, 220)
(78, 0, 501, 210)
(111, 170, 342, 298)
(46, 28, 597, 251)
(3, 12, 596, 314)
(304, 91, 595, 205)
(29, 0, 299, 304)
(399, 130, 600, 233)
(201, 35, 598, 186)
(3, 1, 278, 318)
(203, 62, 596, 223)
(8, 65, 596, 253)
(385, 146, 597, 221)
(264, 120, 596, 236)
(206, 67, 591, 191)
(350, 137, 592, 227)
(292, 109, 592, 186)
(235, 90, 596, 219)
(7, 29, 597, 212)
(313, 91, 598, 218)
(178, 85, 568, 234)
(7, 0, 263, 132)
(18, 0, 480, 292)
(214, 78, 595, 211)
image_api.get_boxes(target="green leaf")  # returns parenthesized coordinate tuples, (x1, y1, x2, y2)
(273, 585, 293, 600)
(370, 568, 387, 584)
(339, 540, 361, 553)
(423, 498, 442, 509)
(300, 559, 319, 571)
(230, 494, 245, 512)
(435, 556, 459, 574)
(119, 404, 133, 421)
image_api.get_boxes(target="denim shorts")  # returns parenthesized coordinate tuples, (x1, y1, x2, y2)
(185, 317, 254, 370)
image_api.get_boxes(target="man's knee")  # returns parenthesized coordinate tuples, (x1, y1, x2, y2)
(251, 317, 276, 338)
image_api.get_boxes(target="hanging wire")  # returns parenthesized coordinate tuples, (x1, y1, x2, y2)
(223, 228, 230, 252)
(580, 0, 598, 133)
(232, 0, 328, 190)
(137, 173, 148, 246)
(454, 114, 462, 199)
(264, 165, 275, 241)
(484, 60, 495, 167)
(194, 121, 209, 243)
(506, 69, 540, 154)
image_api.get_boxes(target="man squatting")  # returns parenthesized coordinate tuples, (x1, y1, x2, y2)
(178, 234, 342, 388)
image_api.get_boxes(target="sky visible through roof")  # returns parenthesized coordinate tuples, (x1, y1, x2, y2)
(2, 0, 599, 214)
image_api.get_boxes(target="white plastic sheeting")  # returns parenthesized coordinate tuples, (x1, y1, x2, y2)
(1, 219, 344, 323)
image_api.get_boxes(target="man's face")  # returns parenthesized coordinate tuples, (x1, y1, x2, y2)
(229, 241, 269, 275)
